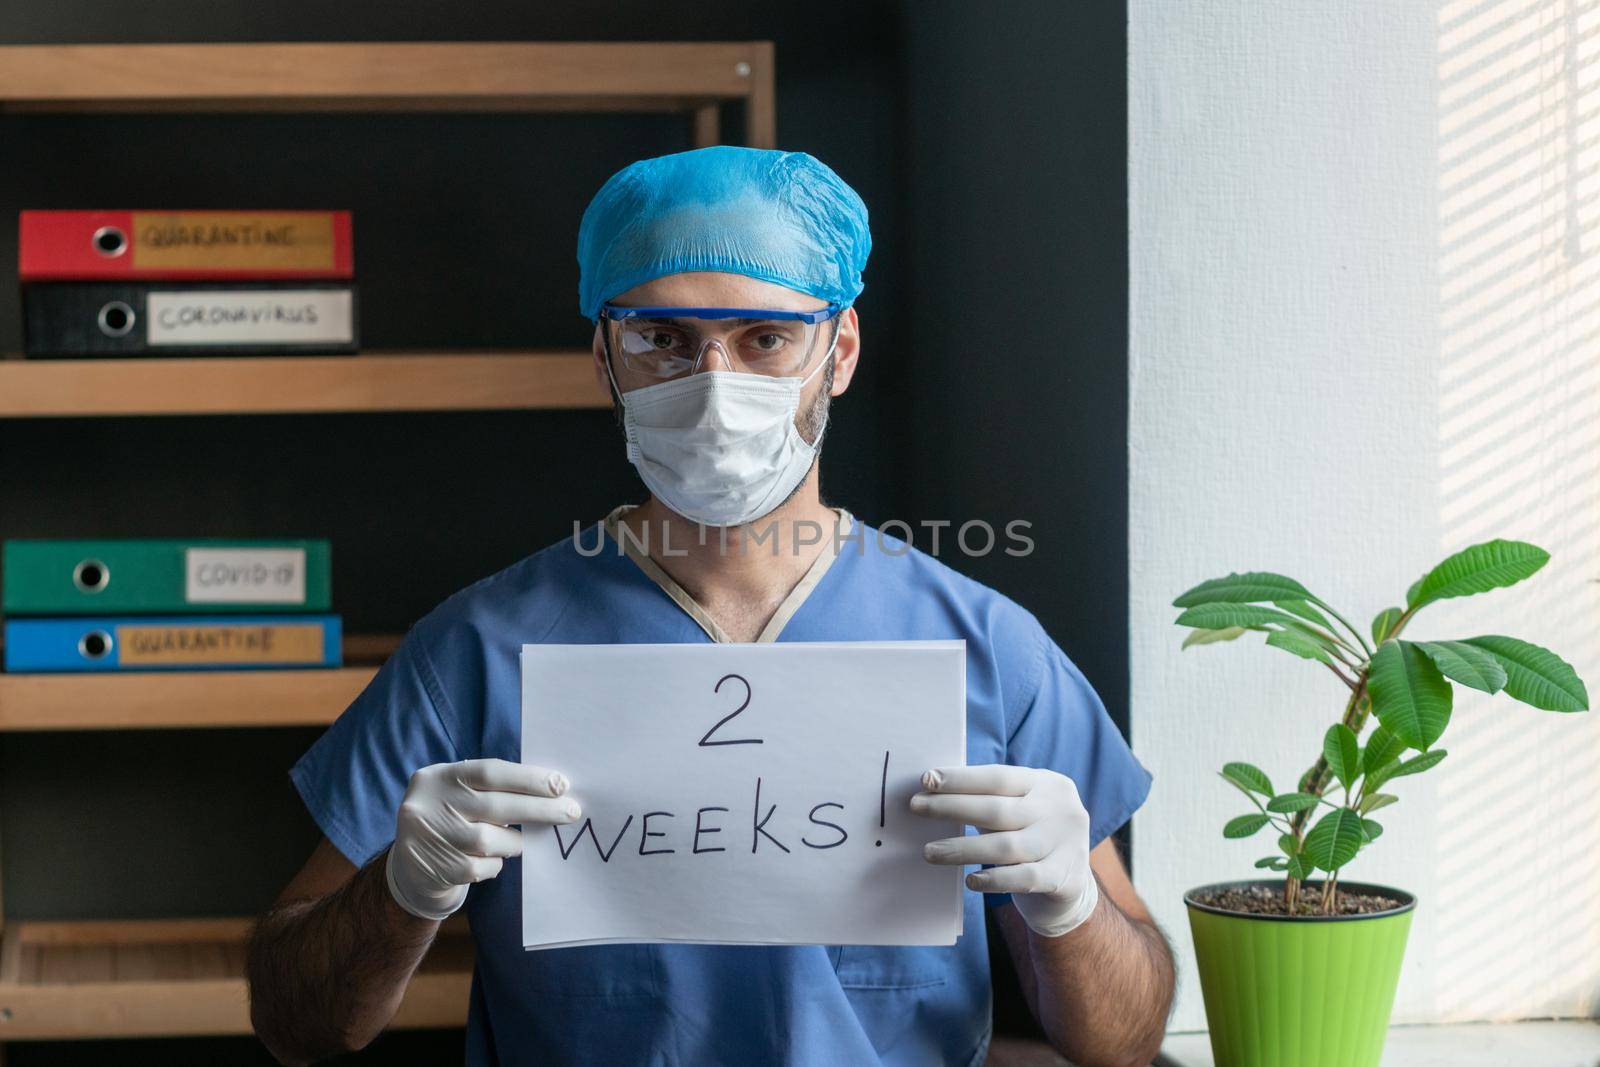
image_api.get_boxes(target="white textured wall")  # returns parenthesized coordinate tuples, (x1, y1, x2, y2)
(1130, 1, 1600, 1030)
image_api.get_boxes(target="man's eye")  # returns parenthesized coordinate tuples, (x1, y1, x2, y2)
(640, 329, 684, 350)
(751, 333, 787, 351)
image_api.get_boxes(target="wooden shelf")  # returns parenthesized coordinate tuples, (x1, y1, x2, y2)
(0, 350, 606, 417)
(0, 37, 781, 1045)
(0, 634, 399, 731)
(0, 42, 776, 147)
(0, 916, 471, 1040)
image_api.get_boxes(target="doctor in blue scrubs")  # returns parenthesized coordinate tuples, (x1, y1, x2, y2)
(246, 146, 1175, 1067)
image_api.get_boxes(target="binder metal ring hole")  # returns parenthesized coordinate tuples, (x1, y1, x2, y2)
(97, 300, 135, 338)
(91, 225, 128, 258)
(72, 559, 109, 593)
(78, 629, 113, 660)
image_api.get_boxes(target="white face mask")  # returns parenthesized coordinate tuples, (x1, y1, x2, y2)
(614, 352, 832, 528)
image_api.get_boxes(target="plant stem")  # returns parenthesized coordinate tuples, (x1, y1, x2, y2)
(1311, 597, 1374, 658)
(1323, 658, 1358, 691)
(1292, 621, 1362, 659)
(1284, 671, 1371, 908)
(1326, 643, 1361, 671)
(1290, 679, 1370, 831)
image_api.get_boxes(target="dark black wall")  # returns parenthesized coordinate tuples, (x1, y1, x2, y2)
(0, 3, 1126, 1063)
(900, 1, 1130, 745)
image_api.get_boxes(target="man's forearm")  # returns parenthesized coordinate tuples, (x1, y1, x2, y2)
(246, 850, 440, 1065)
(1025, 884, 1175, 1067)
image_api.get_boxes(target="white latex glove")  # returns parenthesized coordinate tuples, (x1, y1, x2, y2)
(385, 757, 581, 921)
(911, 764, 1100, 937)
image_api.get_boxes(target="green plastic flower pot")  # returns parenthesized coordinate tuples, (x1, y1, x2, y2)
(1184, 880, 1415, 1067)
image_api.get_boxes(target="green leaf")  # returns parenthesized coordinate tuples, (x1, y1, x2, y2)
(1365, 759, 1400, 791)
(1367, 640, 1454, 749)
(1360, 818, 1384, 842)
(1408, 539, 1549, 610)
(1224, 813, 1271, 838)
(1267, 792, 1320, 813)
(1221, 762, 1274, 796)
(1278, 833, 1312, 878)
(1404, 576, 1424, 609)
(1324, 724, 1361, 791)
(1302, 809, 1365, 871)
(1359, 793, 1398, 815)
(1371, 606, 1403, 644)
(1363, 725, 1407, 775)
(1254, 856, 1287, 870)
(1458, 635, 1589, 712)
(1173, 572, 1316, 608)
(1265, 627, 1333, 665)
(1182, 625, 1249, 649)
(1285, 619, 1354, 650)
(1415, 640, 1507, 694)
(1386, 748, 1448, 780)
(1176, 603, 1309, 631)
(1275, 599, 1334, 630)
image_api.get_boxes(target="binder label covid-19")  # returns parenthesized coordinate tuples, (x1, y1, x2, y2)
(185, 548, 307, 604)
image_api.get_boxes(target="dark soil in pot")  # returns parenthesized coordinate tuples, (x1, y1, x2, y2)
(1190, 881, 1409, 917)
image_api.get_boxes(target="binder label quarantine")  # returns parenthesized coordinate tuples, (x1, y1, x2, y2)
(117, 621, 326, 666)
(130, 211, 339, 272)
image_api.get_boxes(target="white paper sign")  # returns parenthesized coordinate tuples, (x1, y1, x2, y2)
(520, 641, 967, 949)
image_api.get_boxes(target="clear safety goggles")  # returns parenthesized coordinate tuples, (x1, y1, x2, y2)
(599, 303, 842, 381)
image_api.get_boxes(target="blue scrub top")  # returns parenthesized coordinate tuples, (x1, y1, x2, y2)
(290, 511, 1152, 1067)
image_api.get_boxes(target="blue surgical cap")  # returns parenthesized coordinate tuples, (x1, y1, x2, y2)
(577, 145, 871, 321)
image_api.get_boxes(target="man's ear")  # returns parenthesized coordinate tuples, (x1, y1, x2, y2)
(829, 307, 862, 397)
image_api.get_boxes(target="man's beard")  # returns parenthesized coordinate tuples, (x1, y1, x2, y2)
(764, 354, 835, 514)
(797, 354, 835, 447)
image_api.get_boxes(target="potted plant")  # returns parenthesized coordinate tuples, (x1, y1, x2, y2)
(1172, 538, 1589, 1067)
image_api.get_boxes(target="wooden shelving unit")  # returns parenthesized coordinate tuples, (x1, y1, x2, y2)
(0, 350, 602, 418)
(0, 633, 397, 730)
(0, 917, 473, 1040)
(0, 43, 775, 146)
(0, 665, 378, 731)
(0, 40, 777, 421)
(0, 38, 779, 1048)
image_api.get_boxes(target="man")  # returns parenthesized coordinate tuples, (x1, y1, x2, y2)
(247, 146, 1174, 1067)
